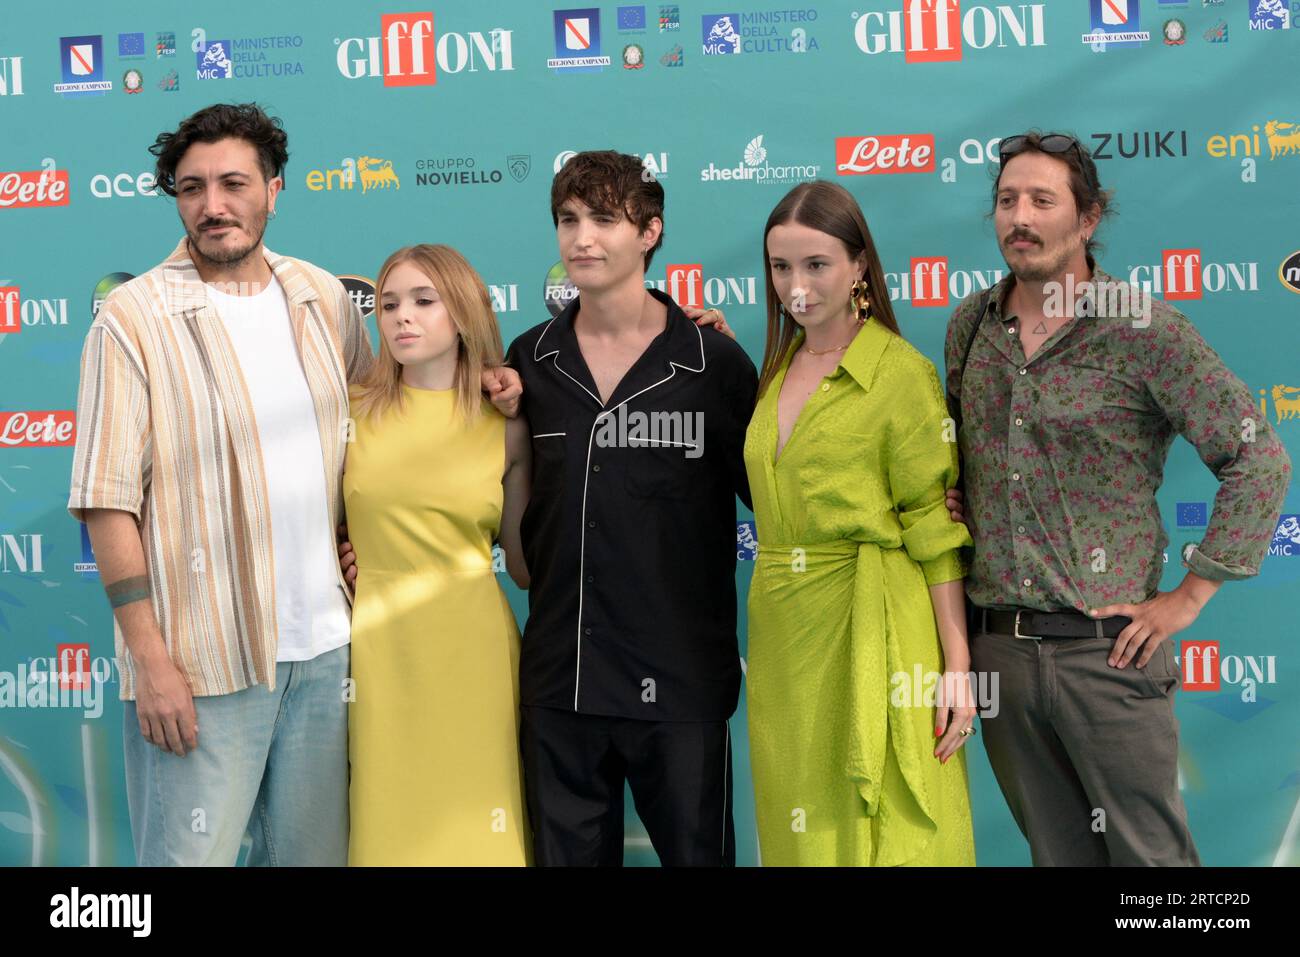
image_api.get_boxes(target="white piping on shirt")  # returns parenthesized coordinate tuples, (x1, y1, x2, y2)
(560, 321, 707, 711)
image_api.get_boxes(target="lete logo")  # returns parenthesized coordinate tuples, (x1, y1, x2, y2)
(0, 411, 76, 447)
(0, 170, 70, 209)
(835, 134, 935, 174)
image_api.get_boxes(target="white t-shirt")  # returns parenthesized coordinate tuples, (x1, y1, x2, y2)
(207, 277, 351, 663)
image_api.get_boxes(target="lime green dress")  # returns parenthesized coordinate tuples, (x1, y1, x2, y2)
(743, 318, 976, 866)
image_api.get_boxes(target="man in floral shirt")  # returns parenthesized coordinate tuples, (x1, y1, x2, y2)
(944, 131, 1291, 865)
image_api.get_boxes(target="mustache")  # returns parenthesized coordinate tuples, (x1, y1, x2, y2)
(1004, 229, 1040, 245)
(198, 219, 240, 230)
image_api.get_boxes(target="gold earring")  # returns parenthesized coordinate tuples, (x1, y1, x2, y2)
(850, 279, 870, 323)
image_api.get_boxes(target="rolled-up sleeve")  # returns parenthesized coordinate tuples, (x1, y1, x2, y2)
(888, 363, 972, 586)
(67, 318, 151, 523)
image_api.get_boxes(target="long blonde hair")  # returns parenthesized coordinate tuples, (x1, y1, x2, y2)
(351, 244, 504, 424)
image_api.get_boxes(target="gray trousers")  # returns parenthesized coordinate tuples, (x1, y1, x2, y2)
(971, 628, 1200, 866)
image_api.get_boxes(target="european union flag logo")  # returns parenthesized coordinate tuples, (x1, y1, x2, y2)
(1176, 502, 1207, 527)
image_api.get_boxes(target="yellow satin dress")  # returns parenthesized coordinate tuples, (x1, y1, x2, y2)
(344, 385, 529, 865)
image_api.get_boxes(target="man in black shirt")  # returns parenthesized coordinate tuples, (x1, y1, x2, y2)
(506, 150, 756, 866)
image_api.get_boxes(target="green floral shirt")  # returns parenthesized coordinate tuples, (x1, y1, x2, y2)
(944, 268, 1292, 612)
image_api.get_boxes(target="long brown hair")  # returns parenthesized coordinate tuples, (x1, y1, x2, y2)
(351, 244, 504, 424)
(757, 180, 901, 398)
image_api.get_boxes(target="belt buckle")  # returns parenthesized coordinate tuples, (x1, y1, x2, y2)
(1013, 610, 1041, 640)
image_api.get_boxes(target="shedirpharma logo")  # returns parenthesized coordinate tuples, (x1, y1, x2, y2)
(700, 135, 819, 185)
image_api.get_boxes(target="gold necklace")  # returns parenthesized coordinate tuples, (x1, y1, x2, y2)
(801, 319, 865, 357)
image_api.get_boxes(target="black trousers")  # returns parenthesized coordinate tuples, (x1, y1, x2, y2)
(520, 705, 735, 866)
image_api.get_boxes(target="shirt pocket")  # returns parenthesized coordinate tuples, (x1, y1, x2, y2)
(530, 429, 568, 495)
(623, 442, 696, 501)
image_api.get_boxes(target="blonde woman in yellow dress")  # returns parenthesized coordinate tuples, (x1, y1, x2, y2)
(344, 244, 532, 865)
(744, 181, 978, 866)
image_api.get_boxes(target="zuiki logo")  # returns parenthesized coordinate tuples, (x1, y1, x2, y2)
(1090, 130, 1188, 160)
(0, 284, 69, 333)
(336, 12, 513, 84)
(1126, 249, 1259, 300)
(1206, 119, 1300, 160)
(853, 1, 1046, 62)
(700, 135, 820, 185)
(886, 257, 1004, 307)
(305, 156, 400, 192)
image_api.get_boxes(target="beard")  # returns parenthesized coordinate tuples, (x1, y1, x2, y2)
(186, 204, 268, 270)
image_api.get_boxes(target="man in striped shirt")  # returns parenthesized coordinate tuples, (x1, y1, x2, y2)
(68, 104, 520, 866)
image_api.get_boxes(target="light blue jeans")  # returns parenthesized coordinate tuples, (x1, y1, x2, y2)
(122, 644, 349, 866)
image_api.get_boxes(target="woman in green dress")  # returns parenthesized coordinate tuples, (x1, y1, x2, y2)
(744, 181, 978, 866)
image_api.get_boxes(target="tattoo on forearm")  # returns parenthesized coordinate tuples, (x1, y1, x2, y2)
(106, 576, 152, 609)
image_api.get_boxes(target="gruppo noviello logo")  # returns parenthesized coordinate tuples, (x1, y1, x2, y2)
(54, 35, 112, 96)
(549, 8, 611, 71)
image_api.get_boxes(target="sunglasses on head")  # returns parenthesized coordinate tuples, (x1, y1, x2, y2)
(998, 133, 1084, 165)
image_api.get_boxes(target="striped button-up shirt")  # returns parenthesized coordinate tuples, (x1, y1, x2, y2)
(68, 238, 374, 699)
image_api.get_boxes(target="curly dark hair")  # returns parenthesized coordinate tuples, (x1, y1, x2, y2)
(149, 103, 289, 197)
(550, 150, 664, 269)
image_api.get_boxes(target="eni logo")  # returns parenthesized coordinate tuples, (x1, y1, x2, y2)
(357, 156, 400, 192)
(1260, 384, 1300, 424)
(305, 156, 400, 193)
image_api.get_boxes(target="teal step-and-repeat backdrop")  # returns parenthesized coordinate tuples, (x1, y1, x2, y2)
(1, 0, 1297, 866)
